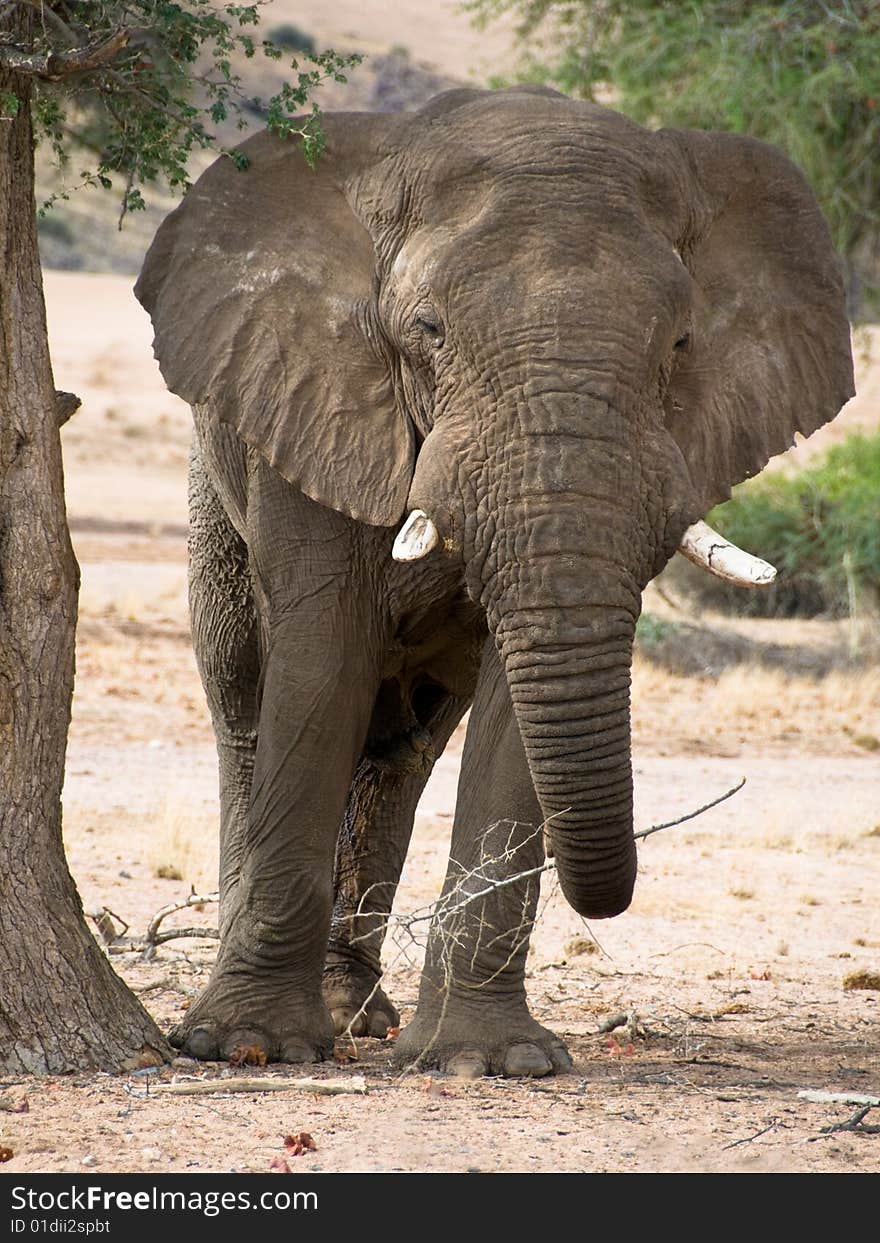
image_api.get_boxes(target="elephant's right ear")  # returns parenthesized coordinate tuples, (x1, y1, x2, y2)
(135, 119, 412, 527)
(658, 128, 855, 515)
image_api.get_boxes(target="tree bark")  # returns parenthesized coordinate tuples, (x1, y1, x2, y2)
(0, 16, 167, 1073)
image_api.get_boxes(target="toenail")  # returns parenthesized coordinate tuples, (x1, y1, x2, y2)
(552, 1044, 574, 1070)
(503, 1043, 553, 1077)
(186, 1027, 218, 1060)
(446, 1051, 487, 1079)
(280, 1040, 320, 1063)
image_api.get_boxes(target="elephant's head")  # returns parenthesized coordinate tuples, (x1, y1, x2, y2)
(136, 88, 854, 919)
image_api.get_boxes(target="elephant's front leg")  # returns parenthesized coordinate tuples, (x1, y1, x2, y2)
(324, 693, 470, 1038)
(172, 489, 383, 1063)
(394, 641, 573, 1078)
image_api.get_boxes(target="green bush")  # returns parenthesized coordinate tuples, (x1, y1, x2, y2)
(635, 612, 677, 647)
(36, 212, 74, 243)
(705, 433, 880, 617)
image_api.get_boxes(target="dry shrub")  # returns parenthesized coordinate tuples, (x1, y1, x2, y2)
(564, 935, 598, 958)
(842, 969, 880, 992)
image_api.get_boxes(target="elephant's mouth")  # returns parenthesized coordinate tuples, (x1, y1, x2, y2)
(393, 509, 778, 590)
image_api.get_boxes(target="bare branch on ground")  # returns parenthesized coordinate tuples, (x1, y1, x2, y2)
(144, 892, 220, 949)
(798, 1090, 880, 1106)
(152, 1076, 367, 1097)
(722, 1119, 779, 1149)
(819, 1105, 880, 1136)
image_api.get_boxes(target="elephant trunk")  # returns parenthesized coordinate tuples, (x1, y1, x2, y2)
(496, 590, 638, 918)
(468, 412, 646, 918)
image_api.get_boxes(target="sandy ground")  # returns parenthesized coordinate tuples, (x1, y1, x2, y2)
(2, 270, 879, 1176)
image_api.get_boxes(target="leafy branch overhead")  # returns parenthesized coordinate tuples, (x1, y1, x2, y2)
(0, 1, 360, 217)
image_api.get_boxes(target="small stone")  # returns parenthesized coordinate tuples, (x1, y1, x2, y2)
(141, 1147, 162, 1163)
(81, 1155, 97, 1168)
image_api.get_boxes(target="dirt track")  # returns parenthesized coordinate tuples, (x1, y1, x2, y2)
(8, 714, 880, 1173)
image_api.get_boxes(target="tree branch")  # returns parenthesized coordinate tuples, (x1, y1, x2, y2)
(55, 390, 80, 425)
(0, 26, 129, 81)
(19, 0, 85, 47)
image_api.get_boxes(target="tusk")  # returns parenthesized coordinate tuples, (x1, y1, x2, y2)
(677, 519, 777, 587)
(392, 510, 439, 562)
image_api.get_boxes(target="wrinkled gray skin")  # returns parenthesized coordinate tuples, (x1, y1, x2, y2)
(136, 88, 854, 1076)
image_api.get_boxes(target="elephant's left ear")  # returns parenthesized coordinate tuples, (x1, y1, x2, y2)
(659, 128, 855, 513)
(135, 117, 413, 527)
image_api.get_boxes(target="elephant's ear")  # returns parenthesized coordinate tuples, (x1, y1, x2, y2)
(135, 119, 413, 527)
(660, 128, 855, 513)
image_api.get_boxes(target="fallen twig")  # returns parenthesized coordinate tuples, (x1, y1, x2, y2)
(89, 907, 128, 945)
(133, 976, 175, 995)
(819, 1105, 880, 1136)
(797, 1090, 880, 1107)
(149, 925, 220, 946)
(153, 1075, 367, 1097)
(597, 1013, 629, 1034)
(597, 1009, 651, 1039)
(648, 942, 727, 959)
(722, 1119, 778, 1150)
(145, 892, 220, 949)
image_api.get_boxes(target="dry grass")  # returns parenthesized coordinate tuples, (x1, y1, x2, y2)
(633, 657, 880, 755)
(711, 665, 880, 729)
(842, 968, 880, 991)
(563, 935, 599, 958)
(149, 800, 218, 892)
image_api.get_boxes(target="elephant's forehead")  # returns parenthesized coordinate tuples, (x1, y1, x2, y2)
(412, 95, 657, 190)
(393, 183, 680, 295)
(398, 105, 683, 242)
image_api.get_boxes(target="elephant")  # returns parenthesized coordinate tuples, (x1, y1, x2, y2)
(135, 86, 854, 1077)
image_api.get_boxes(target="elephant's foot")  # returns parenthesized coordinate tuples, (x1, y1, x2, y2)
(321, 957, 400, 1038)
(169, 978, 334, 1064)
(392, 1003, 573, 1078)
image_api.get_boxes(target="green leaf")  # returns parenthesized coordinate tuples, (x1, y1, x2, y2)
(19, 0, 361, 221)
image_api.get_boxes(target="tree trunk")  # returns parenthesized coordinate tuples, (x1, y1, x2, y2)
(0, 24, 167, 1073)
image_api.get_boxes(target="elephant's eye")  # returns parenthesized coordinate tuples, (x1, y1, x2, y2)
(674, 331, 691, 352)
(416, 315, 445, 347)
